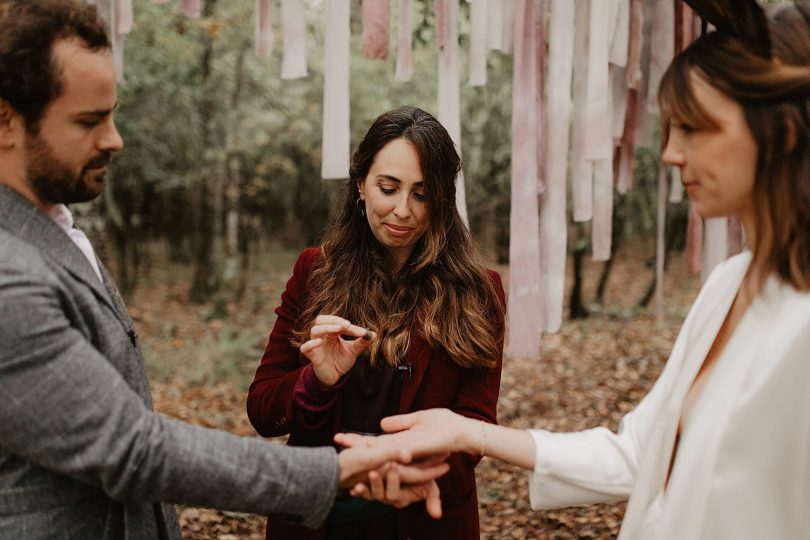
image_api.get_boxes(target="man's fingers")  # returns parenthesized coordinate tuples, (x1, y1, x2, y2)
(356, 447, 406, 471)
(338, 446, 411, 489)
(375, 445, 412, 465)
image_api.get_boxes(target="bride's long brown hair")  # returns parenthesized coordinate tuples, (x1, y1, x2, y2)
(659, 0, 810, 292)
(293, 106, 505, 369)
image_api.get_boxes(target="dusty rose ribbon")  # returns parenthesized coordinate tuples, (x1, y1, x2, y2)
(362, 0, 390, 59)
(321, 0, 350, 179)
(540, 0, 575, 333)
(507, 0, 543, 359)
(395, 0, 414, 81)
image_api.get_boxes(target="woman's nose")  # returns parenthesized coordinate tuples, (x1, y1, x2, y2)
(661, 136, 684, 167)
(393, 195, 411, 217)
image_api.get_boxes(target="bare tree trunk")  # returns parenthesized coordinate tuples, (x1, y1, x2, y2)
(637, 203, 687, 308)
(595, 205, 625, 304)
(189, 0, 220, 303)
(103, 173, 143, 299)
(569, 234, 590, 320)
(223, 41, 250, 299)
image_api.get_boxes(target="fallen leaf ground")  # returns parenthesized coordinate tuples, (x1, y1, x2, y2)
(130, 242, 699, 539)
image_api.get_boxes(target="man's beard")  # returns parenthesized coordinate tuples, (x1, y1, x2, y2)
(24, 130, 112, 206)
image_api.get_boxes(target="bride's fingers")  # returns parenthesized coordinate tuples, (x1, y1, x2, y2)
(413, 454, 451, 467)
(333, 432, 374, 448)
(380, 412, 420, 433)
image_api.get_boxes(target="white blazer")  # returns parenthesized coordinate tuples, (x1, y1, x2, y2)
(528, 251, 810, 539)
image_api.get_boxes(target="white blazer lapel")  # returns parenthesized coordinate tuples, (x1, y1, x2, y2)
(620, 253, 751, 540)
(661, 276, 810, 539)
(659, 287, 768, 539)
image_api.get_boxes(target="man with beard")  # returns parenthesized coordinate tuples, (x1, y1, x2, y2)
(0, 1, 443, 539)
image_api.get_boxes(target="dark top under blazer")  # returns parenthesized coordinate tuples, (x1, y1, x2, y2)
(248, 247, 505, 540)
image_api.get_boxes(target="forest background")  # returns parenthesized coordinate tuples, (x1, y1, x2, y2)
(71, 0, 764, 537)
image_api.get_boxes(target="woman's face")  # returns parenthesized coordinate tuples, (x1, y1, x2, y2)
(358, 138, 429, 268)
(662, 72, 758, 225)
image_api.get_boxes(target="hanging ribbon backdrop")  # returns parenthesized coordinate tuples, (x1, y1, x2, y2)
(96, 0, 739, 360)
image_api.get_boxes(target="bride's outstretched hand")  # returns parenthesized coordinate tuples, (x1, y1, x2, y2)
(335, 409, 479, 459)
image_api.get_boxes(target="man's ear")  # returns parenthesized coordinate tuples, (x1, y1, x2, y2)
(0, 100, 22, 149)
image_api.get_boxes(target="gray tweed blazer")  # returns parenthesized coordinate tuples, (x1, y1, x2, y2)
(0, 186, 338, 539)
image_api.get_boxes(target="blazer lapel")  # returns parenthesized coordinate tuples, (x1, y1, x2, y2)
(97, 259, 136, 332)
(658, 296, 770, 540)
(664, 252, 750, 443)
(0, 186, 120, 319)
(620, 254, 751, 540)
(676, 262, 750, 392)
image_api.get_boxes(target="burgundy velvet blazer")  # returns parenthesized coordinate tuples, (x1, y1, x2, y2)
(247, 248, 505, 540)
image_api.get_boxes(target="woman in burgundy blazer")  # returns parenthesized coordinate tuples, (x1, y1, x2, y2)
(248, 107, 505, 540)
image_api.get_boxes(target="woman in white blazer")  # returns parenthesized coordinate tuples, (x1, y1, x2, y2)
(337, 1, 810, 538)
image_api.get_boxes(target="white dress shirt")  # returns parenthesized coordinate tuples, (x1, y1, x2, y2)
(49, 204, 103, 284)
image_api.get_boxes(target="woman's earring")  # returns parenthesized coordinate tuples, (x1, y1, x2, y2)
(356, 197, 366, 217)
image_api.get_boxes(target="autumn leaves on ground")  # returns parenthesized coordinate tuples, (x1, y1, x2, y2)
(130, 244, 699, 539)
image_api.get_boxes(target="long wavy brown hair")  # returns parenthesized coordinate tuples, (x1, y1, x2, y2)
(659, 0, 810, 292)
(293, 106, 505, 369)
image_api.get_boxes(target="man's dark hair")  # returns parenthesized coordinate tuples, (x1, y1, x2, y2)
(0, 0, 110, 130)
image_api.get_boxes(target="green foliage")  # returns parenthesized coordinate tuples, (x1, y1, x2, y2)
(103, 0, 518, 292)
(101, 0, 660, 298)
